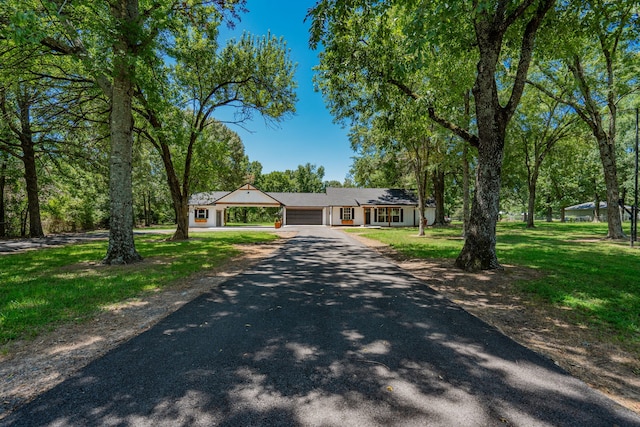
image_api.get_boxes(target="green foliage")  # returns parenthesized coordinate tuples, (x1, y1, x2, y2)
(348, 222, 640, 341)
(258, 163, 326, 193)
(0, 231, 277, 343)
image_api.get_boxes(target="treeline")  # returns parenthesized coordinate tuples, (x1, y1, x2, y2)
(310, 0, 639, 269)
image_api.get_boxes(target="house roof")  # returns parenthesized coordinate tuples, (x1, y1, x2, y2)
(189, 185, 435, 208)
(267, 192, 329, 207)
(565, 201, 608, 210)
(326, 187, 425, 206)
(190, 191, 229, 206)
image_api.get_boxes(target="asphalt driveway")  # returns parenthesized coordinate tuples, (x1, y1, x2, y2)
(3, 226, 639, 426)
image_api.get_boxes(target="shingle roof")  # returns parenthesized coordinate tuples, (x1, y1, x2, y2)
(267, 192, 329, 207)
(327, 187, 420, 206)
(189, 186, 435, 207)
(189, 191, 229, 205)
(565, 201, 608, 210)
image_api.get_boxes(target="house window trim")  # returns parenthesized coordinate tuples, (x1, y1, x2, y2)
(375, 207, 404, 224)
(195, 208, 209, 222)
(340, 207, 354, 225)
(340, 207, 354, 221)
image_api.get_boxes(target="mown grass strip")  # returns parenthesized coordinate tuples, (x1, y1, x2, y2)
(0, 232, 278, 344)
(347, 222, 640, 343)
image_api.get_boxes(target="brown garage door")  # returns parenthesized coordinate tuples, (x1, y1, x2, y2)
(286, 209, 323, 225)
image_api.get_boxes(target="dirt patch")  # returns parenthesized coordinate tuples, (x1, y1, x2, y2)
(349, 232, 640, 414)
(0, 234, 294, 419)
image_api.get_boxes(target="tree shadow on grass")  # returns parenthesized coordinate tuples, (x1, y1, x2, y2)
(3, 229, 639, 426)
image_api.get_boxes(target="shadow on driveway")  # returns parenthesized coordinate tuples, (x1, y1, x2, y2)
(3, 227, 639, 426)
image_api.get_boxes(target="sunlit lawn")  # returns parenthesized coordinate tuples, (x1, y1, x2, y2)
(347, 222, 640, 343)
(0, 232, 278, 344)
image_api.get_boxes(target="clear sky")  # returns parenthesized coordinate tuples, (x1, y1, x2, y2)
(214, 1, 354, 183)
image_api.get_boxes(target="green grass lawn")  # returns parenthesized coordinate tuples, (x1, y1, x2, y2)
(0, 232, 278, 344)
(347, 222, 640, 343)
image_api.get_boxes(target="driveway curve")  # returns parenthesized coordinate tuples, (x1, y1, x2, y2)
(3, 226, 639, 426)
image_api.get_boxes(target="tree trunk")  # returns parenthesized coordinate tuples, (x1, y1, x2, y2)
(143, 191, 151, 227)
(526, 182, 536, 228)
(173, 196, 189, 240)
(416, 163, 429, 236)
(594, 193, 601, 222)
(20, 206, 27, 237)
(103, 2, 142, 264)
(432, 167, 446, 226)
(462, 142, 471, 236)
(462, 92, 472, 237)
(596, 134, 625, 238)
(21, 137, 44, 237)
(526, 170, 538, 228)
(454, 0, 552, 270)
(456, 134, 504, 271)
(16, 93, 44, 238)
(0, 156, 6, 238)
(455, 39, 505, 271)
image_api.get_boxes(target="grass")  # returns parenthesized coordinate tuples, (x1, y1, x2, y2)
(0, 232, 278, 344)
(347, 222, 640, 343)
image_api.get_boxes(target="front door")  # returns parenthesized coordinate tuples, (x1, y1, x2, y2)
(365, 208, 371, 225)
(216, 210, 222, 227)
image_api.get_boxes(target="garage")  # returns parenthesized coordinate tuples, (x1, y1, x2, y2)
(286, 209, 323, 225)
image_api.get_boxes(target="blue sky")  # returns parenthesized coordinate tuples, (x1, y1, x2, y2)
(215, 1, 354, 183)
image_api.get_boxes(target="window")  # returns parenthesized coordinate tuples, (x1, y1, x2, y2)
(390, 208, 402, 223)
(340, 207, 353, 221)
(195, 209, 209, 220)
(375, 208, 403, 223)
(376, 208, 388, 223)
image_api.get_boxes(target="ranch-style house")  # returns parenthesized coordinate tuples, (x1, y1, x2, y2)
(189, 184, 436, 228)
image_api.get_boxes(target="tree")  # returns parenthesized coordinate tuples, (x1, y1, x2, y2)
(349, 100, 439, 236)
(510, 89, 577, 227)
(260, 170, 296, 192)
(529, 0, 640, 238)
(137, 27, 296, 240)
(309, 0, 554, 270)
(5, 0, 248, 263)
(0, 83, 44, 237)
(295, 163, 325, 193)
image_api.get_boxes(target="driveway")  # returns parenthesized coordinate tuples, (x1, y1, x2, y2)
(3, 227, 639, 426)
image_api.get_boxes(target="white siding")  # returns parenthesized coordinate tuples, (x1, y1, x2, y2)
(189, 206, 222, 228)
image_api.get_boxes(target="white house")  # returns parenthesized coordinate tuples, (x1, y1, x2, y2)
(189, 184, 436, 228)
(564, 201, 632, 222)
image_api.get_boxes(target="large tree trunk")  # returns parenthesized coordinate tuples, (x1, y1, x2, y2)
(455, 37, 505, 271)
(103, 0, 142, 264)
(456, 132, 505, 271)
(454, 0, 552, 271)
(432, 167, 446, 226)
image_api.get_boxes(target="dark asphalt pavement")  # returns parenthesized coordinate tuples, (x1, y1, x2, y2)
(2, 227, 639, 426)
